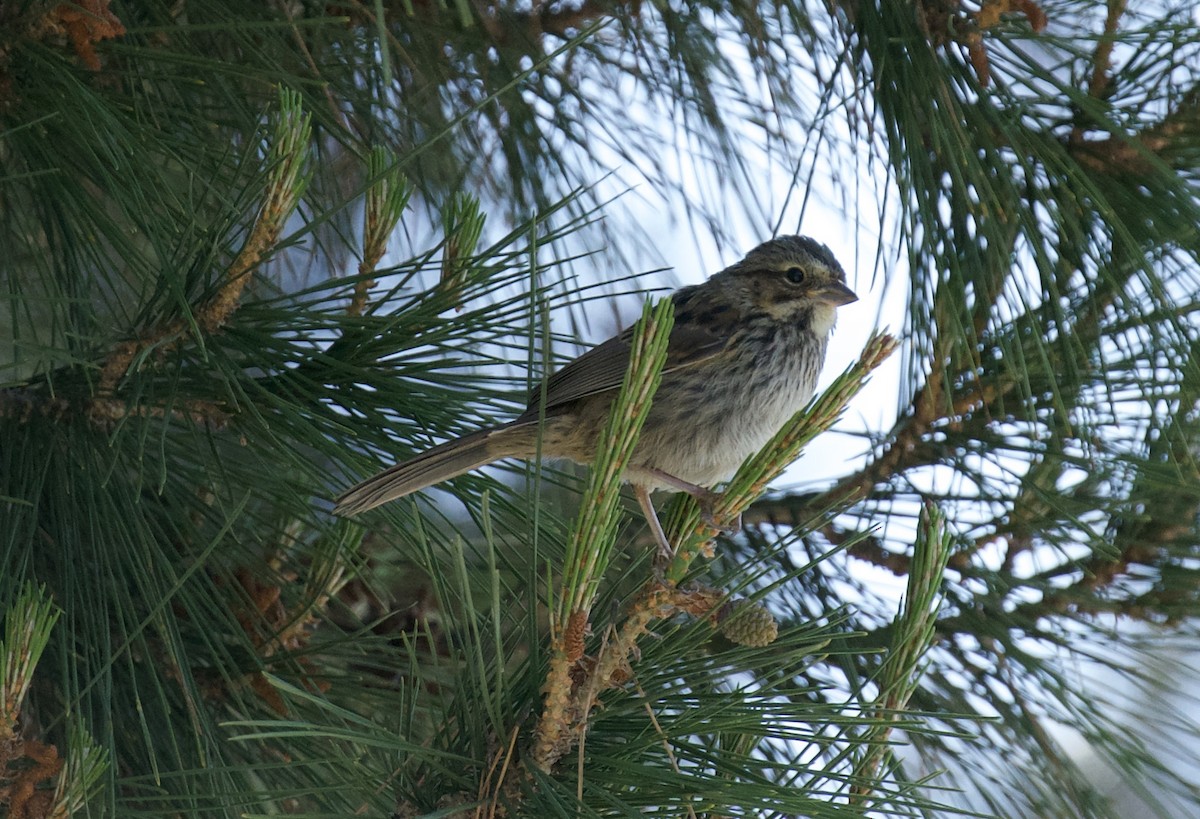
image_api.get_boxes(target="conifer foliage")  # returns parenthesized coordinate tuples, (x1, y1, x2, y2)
(1, 1, 1199, 816)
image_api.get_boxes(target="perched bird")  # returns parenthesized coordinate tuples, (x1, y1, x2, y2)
(334, 235, 857, 556)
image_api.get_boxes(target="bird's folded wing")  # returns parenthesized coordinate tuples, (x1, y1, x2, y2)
(522, 317, 731, 416)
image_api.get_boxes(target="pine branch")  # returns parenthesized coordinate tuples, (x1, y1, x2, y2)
(1074, 89, 1200, 174)
(1071, 0, 1128, 147)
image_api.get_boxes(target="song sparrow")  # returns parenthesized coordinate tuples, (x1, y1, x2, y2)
(334, 235, 857, 556)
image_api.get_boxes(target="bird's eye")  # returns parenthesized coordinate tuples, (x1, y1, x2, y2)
(785, 266, 806, 285)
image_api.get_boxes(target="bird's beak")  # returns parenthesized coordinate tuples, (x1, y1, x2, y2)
(817, 281, 858, 306)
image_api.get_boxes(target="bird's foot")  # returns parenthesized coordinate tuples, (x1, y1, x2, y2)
(699, 500, 742, 537)
(644, 469, 740, 536)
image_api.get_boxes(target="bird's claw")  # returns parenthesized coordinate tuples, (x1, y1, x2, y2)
(700, 507, 742, 536)
(695, 491, 740, 536)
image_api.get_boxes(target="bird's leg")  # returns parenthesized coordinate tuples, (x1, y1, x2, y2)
(642, 468, 742, 536)
(635, 484, 676, 561)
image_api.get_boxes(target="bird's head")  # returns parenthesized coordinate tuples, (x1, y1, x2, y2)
(723, 235, 858, 329)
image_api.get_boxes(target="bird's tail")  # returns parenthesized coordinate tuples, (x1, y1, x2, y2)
(333, 421, 540, 517)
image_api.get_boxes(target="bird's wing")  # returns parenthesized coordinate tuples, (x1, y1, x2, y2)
(526, 293, 732, 414)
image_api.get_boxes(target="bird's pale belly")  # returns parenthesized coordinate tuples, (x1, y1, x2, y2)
(625, 344, 822, 490)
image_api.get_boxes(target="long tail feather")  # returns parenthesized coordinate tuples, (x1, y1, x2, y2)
(333, 422, 538, 516)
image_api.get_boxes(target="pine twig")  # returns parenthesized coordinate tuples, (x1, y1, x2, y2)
(92, 89, 311, 405)
(530, 296, 674, 773)
(0, 585, 59, 743)
(0, 585, 108, 817)
(349, 148, 411, 317)
(48, 722, 108, 819)
(849, 502, 954, 806)
(200, 89, 311, 333)
(439, 193, 486, 312)
(1071, 0, 1128, 146)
